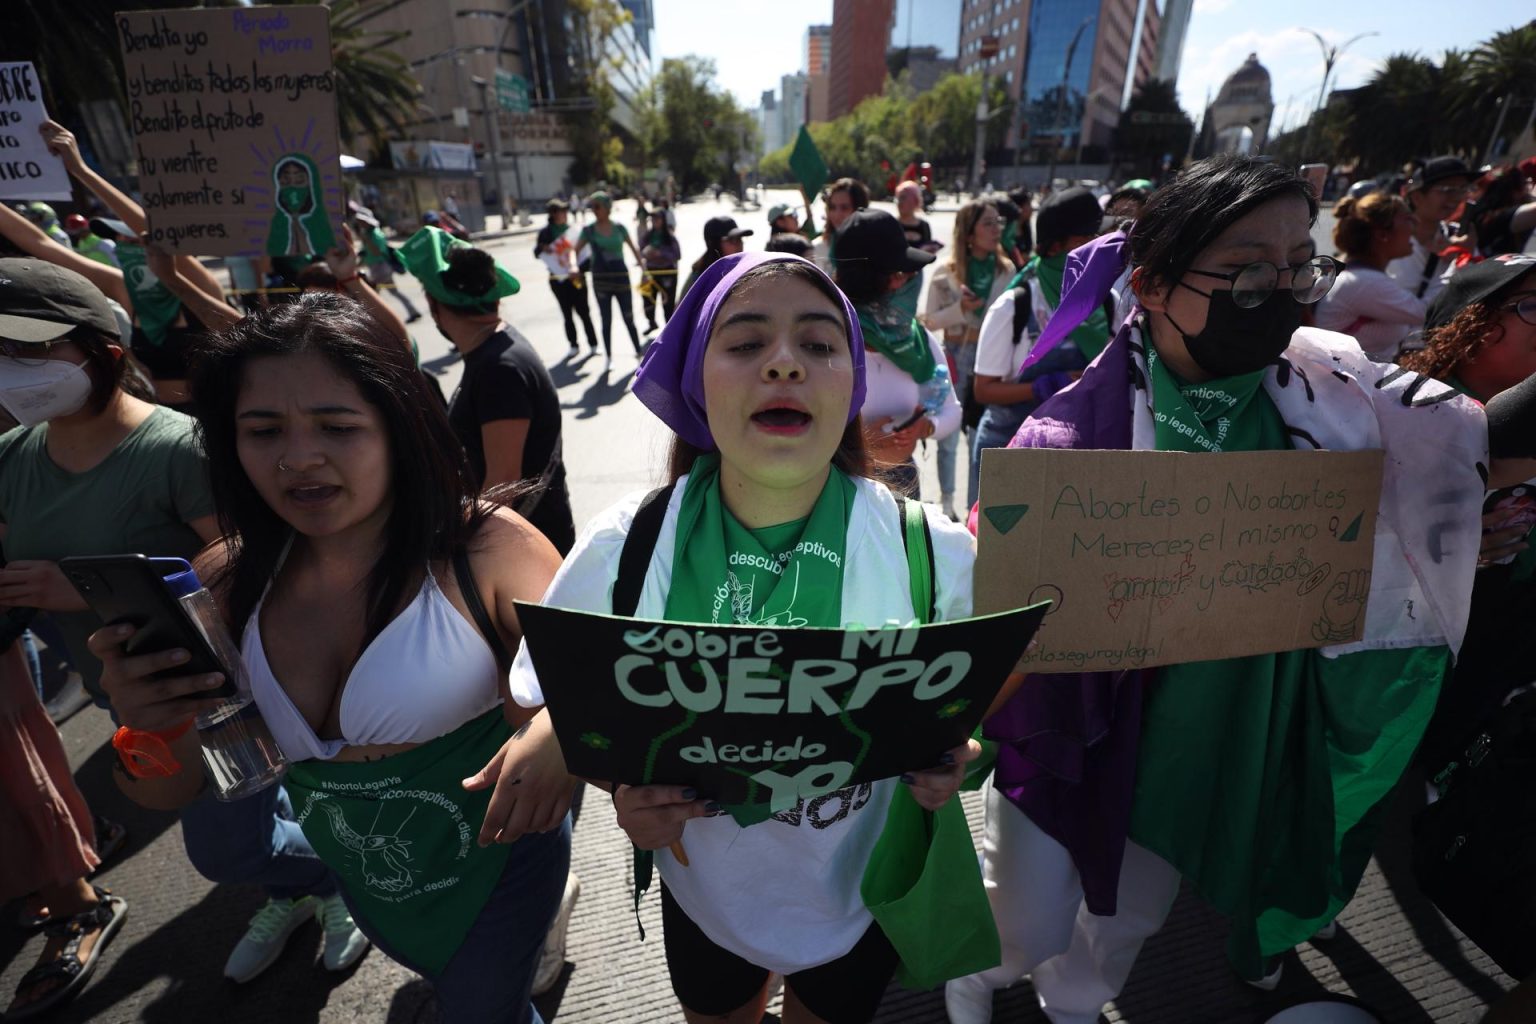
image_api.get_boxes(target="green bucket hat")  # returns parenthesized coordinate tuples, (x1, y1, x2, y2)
(399, 226, 519, 307)
(587, 190, 612, 208)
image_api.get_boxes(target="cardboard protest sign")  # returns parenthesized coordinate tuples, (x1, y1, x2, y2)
(515, 603, 1046, 813)
(975, 448, 1384, 673)
(115, 6, 341, 256)
(0, 63, 72, 201)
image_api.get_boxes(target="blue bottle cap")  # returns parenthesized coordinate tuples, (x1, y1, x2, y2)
(151, 557, 202, 599)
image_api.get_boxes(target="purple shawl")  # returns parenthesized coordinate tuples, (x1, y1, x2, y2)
(984, 317, 1147, 916)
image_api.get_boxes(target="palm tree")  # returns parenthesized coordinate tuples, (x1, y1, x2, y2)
(1468, 24, 1536, 161)
(0, 0, 174, 112)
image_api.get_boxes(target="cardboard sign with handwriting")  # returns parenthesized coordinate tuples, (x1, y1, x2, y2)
(515, 602, 1045, 819)
(975, 448, 1383, 673)
(116, 6, 341, 256)
(0, 63, 72, 201)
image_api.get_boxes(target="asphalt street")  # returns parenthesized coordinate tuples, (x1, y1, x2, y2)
(8, 192, 1503, 1024)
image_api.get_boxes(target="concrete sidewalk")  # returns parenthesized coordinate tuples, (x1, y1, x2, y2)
(1, 700, 1511, 1024)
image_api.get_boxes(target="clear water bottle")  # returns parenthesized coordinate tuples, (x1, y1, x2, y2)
(155, 559, 287, 801)
(919, 361, 953, 416)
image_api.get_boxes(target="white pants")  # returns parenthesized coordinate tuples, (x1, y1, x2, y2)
(973, 781, 1182, 1024)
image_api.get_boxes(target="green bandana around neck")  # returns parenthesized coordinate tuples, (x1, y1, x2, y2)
(1013, 252, 1111, 361)
(1000, 221, 1018, 255)
(664, 454, 855, 824)
(400, 226, 520, 307)
(1144, 330, 1276, 454)
(965, 255, 997, 323)
(856, 306, 936, 383)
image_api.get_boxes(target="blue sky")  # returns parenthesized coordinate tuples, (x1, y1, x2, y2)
(653, 0, 1527, 127)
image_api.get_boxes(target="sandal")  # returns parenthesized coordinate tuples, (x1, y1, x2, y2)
(7, 886, 127, 1020)
(13, 819, 126, 931)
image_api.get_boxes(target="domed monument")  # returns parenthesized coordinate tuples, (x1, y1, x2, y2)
(1198, 53, 1275, 156)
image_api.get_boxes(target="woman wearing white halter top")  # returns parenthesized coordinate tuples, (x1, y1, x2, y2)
(92, 293, 577, 1024)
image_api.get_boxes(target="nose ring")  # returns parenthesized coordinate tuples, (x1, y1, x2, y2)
(278, 459, 291, 472)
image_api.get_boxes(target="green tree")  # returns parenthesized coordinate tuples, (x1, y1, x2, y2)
(1469, 24, 1536, 159)
(562, 0, 635, 186)
(0, 0, 193, 112)
(1113, 79, 1193, 179)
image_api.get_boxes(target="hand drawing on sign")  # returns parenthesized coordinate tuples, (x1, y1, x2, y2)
(1311, 569, 1370, 643)
(321, 802, 415, 894)
(254, 135, 338, 257)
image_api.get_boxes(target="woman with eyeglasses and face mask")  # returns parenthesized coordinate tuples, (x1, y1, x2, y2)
(947, 156, 1520, 1023)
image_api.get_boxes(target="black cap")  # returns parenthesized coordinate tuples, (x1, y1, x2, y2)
(89, 217, 133, 241)
(1410, 156, 1474, 190)
(703, 216, 753, 250)
(833, 209, 935, 274)
(0, 257, 121, 342)
(1426, 254, 1536, 330)
(1035, 187, 1104, 252)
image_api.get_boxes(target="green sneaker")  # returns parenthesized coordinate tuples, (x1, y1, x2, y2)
(223, 897, 315, 983)
(316, 893, 369, 972)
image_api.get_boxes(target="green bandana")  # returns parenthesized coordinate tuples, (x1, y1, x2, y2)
(284, 709, 515, 976)
(663, 455, 854, 824)
(1013, 253, 1111, 361)
(1145, 337, 1274, 453)
(1000, 221, 1018, 256)
(400, 226, 520, 307)
(966, 256, 997, 324)
(264, 153, 335, 259)
(856, 309, 936, 384)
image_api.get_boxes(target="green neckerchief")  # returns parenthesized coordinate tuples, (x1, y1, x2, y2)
(965, 255, 998, 324)
(1130, 335, 1449, 977)
(265, 153, 335, 258)
(856, 309, 936, 384)
(1000, 221, 1018, 256)
(114, 243, 184, 346)
(664, 455, 854, 825)
(360, 225, 392, 268)
(1012, 252, 1111, 360)
(1144, 340, 1271, 453)
(284, 708, 514, 977)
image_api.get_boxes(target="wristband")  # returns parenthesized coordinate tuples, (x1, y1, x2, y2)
(112, 717, 194, 778)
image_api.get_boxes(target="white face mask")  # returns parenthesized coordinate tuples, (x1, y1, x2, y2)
(0, 357, 93, 426)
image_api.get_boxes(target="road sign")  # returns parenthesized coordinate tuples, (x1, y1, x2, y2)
(979, 35, 1000, 59)
(495, 68, 530, 114)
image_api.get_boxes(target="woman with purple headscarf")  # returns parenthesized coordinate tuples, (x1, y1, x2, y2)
(509, 252, 989, 1023)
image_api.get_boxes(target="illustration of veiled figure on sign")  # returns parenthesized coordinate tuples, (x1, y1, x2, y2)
(266, 153, 335, 257)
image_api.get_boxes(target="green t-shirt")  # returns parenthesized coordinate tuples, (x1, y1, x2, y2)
(0, 407, 214, 696)
(115, 243, 186, 347)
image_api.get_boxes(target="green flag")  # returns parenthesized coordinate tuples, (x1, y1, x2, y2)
(789, 125, 829, 200)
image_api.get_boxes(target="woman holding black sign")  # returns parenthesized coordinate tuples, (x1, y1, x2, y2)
(88, 293, 576, 1023)
(509, 251, 990, 1024)
(946, 156, 1531, 1023)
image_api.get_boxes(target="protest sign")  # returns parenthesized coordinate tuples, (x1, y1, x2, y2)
(515, 603, 1046, 814)
(975, 448, 1384, 673)
(115, 6, 341, 256)
(0, 63, 71, 201)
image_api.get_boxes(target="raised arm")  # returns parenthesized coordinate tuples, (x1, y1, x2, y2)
(0, 203, 132, 313)
(324, 223, 410, 350)
(40, 120, 148, 235)
(144, 241, 240, 331)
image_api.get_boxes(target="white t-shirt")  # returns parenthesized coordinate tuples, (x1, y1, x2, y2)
(1385, 234, 1456, 306)
(1313, 265, 1428, 361)
(974, 284, 1051, 380)
(509, 475, 976, 974)
(860, 328, 963, 441)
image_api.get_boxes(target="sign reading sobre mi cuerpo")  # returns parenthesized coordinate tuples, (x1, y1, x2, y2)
(115, 5, 341, 256)
(515, 603, 1046, 811)
(975, 448, 1384, 674)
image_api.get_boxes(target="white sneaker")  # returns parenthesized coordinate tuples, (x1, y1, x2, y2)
(531, 872, 581, 996)
(316, 892, 370, 972)
(944, 972, 995, 1023)
(1312, 919, 1338, 940)
(1243, 959, 1284, 992)
(223, 897, 315, 983)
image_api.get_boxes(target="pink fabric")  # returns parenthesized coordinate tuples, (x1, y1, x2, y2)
(0, 643, 98, 902)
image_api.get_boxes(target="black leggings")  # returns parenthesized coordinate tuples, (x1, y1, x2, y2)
(594, 287, 641, 356)
(660, 884, 898, 1023)
(642, 272, 677, 328)
(549, 278, 598, 350)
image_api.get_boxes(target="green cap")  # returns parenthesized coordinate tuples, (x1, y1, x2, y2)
(399, 226, 519, 307)
(587, 190, 612, 208)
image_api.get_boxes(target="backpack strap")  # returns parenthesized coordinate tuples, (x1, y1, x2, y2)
(611, 482, 676, 939)
(897, 497, 936, 625)
(450, 546, 511, 675)
(1010, 283, 1032, 352)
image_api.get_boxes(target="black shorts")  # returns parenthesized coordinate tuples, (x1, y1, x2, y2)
(660, 884, 898, 1023)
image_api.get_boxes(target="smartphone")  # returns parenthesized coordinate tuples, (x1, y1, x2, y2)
(887, 406, 926, 434)
(59, 554, 238, 698)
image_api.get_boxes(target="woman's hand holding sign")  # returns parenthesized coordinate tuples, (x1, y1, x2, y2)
(613, 784, 714, 851)
(900, 738, 982, 811)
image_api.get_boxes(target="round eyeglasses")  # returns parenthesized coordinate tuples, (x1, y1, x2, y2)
(0, 338, 72, 368)
(1182, 256, 1341, 309)
(1502, 295, 1536, 328)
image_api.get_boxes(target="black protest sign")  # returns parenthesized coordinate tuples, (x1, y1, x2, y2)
(515, 603, 1046, 811)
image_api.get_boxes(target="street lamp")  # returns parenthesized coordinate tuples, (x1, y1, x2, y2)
(1299, 29, 1377, 163)
(1045, 15, 1096, 190)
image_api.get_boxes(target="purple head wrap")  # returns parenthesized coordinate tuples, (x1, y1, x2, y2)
(632, 251, 867, 451)
(1019, 230, 1131, 375)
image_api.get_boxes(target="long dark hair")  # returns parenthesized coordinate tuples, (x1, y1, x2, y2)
(1129, 155, 1319, 290)
(666, 259, 870, 482)
(189, 293, 490, 643)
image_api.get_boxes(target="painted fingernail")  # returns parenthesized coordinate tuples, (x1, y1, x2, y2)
(681, 787, 698, 800)
(899, 773, 916, 785)
(940, 752, 956, 766)
(704, 801, 721, 813)
(169, 649, 189, 663)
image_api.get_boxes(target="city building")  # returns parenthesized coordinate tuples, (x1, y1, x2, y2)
(352, 0, 654, 205)
(1154, 0, 1194, 86)
(759, 89, 784, 156)
(829, 0, 896, 119)
(781, 73, 810, 149)
(806, 23, 832, 124)
(958, 0, 1160, 163)
(1196, 53, 1274, 157)
(889, 0, 961, 54)
(888, 46, 960, 94)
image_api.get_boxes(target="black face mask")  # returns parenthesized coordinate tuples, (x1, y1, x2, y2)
(1164, 282, 1302, 378)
